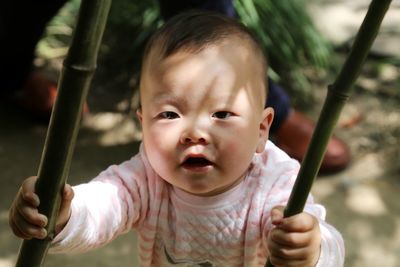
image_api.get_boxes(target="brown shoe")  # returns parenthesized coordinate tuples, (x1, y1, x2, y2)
(19, 71, 89, 120)
(274, 110, 351, 174)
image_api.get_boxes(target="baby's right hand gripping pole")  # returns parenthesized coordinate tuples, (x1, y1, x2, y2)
(265, 0, 392, 266)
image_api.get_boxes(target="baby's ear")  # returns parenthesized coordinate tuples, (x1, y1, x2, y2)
(256, 107, 274, 153)
(136, 109, 143, 124)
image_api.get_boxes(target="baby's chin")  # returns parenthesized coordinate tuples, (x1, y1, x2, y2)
(181, 178, 245, 197)
(164, 179, 220, 196)
(173, 183, 217, 196)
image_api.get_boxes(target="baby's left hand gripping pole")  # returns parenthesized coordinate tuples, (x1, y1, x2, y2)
(14, 0, 111, 267)
(265, 0, 392, 266)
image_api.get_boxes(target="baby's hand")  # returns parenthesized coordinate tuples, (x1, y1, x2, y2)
(267, 206, 321, 267)
(9, 176, 74, 240)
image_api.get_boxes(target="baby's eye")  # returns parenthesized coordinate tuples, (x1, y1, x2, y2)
(159, 111, 179, 120)
(212, 111, 233, 119)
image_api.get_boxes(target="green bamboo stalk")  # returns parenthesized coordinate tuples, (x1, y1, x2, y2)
(266, 0, 392, 266)
(14, 0, 111, 266)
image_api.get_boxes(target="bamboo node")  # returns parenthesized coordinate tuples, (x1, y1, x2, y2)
(328, 84, 350, 101)
(63, 63, 97, 73)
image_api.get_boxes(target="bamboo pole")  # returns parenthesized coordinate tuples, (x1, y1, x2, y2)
(266, 0, 392, 266)
(14, 0, 111, 266)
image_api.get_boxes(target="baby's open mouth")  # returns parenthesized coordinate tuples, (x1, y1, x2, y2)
(182, 157, 213, 168)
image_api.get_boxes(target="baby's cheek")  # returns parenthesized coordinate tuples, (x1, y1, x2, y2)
(220, 143, 254, 176)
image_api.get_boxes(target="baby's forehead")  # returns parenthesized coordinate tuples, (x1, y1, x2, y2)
(146, 43, 257, 82)
(150, 47, 262, 93)
(146, 35, 259, 66)
(141, 38, 266, 106)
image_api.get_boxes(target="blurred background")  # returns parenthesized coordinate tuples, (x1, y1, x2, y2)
(0, 0, 399, 266)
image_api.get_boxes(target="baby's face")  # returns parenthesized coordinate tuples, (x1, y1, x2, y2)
(138, 40, 274, 196)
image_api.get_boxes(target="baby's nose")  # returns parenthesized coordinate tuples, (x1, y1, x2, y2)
(181, 135, 208, 144)
(180, 125, 209, 145)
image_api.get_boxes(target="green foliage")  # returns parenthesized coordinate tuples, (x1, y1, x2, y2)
(38, 0, 332, 102)
(36, 0, 81, 59)
(234, 0, 333, 103)
(101, 0, 161, 70)
(105, 0, 161, 50)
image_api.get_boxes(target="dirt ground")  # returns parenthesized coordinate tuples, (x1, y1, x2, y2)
(1, 1, 399, 267)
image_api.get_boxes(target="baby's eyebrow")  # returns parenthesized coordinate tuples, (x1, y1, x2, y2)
(152, 93, 187, 107)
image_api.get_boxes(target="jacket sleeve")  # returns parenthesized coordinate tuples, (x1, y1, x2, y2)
(315, 215, 345, 267)
(49, 153, 149, 253)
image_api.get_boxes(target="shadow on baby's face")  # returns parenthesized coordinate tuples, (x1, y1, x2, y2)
(137, 40, 274, 196)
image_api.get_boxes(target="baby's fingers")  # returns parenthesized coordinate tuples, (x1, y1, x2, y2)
(60, 184, 74, 210)
(58, 184, 74, 221)
(268, 253, 308, 267)
(55, 184, 74, 235)
(279, 212, 317, 233)
(268, 231, 319, 267)
(20, 176, 40, 206)
(9, 207, 47, 239)
(270, 227, 312, 248)
(14, 183, 47, 227)
(269, 241, 309, 259)
(268, 240, 309, 266)
(15, 201, 48, 228)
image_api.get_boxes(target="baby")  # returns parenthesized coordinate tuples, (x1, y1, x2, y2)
(9, 11, 344, 266)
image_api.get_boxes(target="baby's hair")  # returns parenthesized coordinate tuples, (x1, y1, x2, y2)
(138, 10, 269, 110)
(142, 10, 268, 80)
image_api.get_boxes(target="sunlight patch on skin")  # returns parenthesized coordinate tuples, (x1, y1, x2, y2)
(346, 184, 387, 216)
